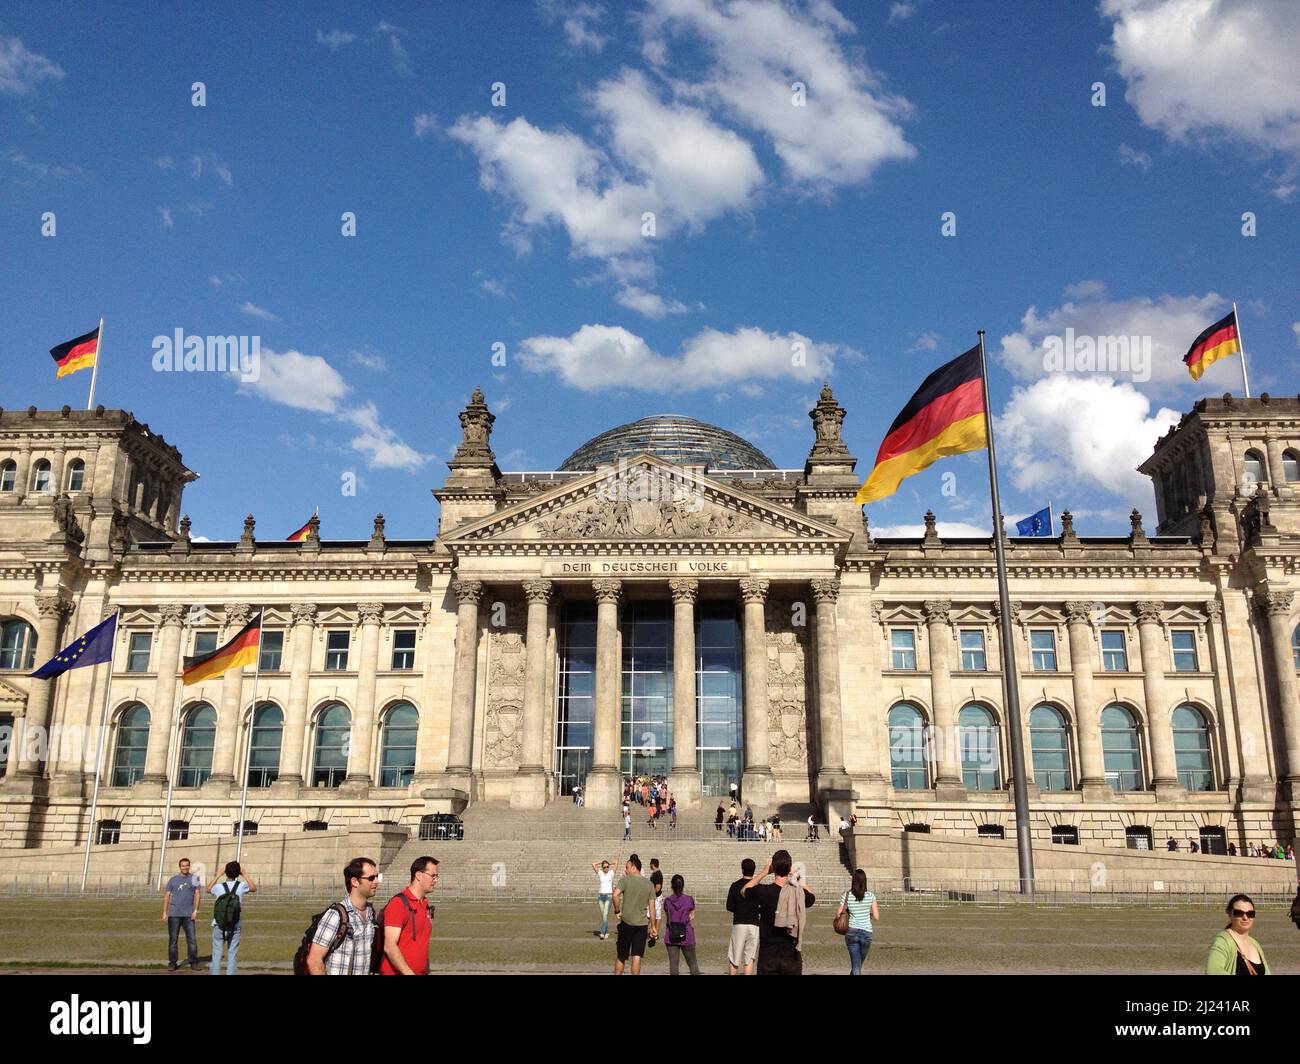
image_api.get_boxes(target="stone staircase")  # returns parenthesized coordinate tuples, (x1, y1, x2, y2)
(380, 801, 854, 902)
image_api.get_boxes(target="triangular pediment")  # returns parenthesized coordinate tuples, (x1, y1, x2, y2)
(0, 676, 27, 707)
(443, 455, 848, 550)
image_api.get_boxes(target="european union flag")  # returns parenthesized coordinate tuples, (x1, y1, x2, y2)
(1016, 506, 1053, 537)
(30, 613, 118, 679)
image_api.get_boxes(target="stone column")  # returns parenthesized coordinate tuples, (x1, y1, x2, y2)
(140, 602, 187, 790)
(739, 577, 775, 804)
(274, 602, 317, 790)
(812, 578, 852, 810)
(344, 602, 384, 791)
(1265, 436, 1286, 495)
(511, 579, 552, 809)
(584, 578, 623, 810)
(1203, 599, 1241, 792)
(412, 602, 442, 786)
(668, 578, 701, 808)
(1135, 600, 1181, 797)
(1256, 590, 1300, 798)
(444, 579, 484, 786)
(13, 441, 31, 502)
(208, 602, 252, 788)
(925, 598, 963, 798)
(7, 593, 69, 782)
(1065, 602, 1109, 798)
(50, 443, 67, 496)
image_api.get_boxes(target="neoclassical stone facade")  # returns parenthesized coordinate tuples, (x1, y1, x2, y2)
(1, 388, 1298, 853)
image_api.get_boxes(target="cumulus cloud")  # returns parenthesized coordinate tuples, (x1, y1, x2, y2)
(350, 350, 388, 372)
(238, 300, 280, 322)
(0, 35, 64, 95)
(342, 402, 429, 470)
(613, 285, 692, 318)
(540, 0, 609, 51)
(996, 376, 1181, 505)
(905, 330, 941, 353)
(518, 323, 851, 392)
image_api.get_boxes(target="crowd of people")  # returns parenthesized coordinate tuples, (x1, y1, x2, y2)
(1167, 837, 1295, 859)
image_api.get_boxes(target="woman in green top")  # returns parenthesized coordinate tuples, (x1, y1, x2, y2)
(835, 869, 880, 976)
(1205, 894, 1269, 975)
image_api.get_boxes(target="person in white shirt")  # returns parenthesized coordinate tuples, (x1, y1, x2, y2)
(206, 861, 257, 975)
(592, 859, 617, 940)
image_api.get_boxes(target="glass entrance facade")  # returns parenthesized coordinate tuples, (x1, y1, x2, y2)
(697, 601, 742, 796)
(621, 602, 673, 778)
(554, 603, 596, 794)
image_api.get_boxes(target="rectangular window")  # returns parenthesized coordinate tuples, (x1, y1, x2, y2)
(259, 631, 284, 671)
(959, 630, 986, 671)
(890, 629, 916, 670)
(391, 629, 416, 670)
(1100, 629, 1128, 672)
(325, 630, 350, 671)
(1171, 629, 1198, 672)
(1030, 630, 1057, 672)
(193, 631, 217, 656)
(126, 633, 152, 673)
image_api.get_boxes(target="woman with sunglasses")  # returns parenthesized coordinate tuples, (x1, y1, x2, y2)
(1205, 894, 1270, 975)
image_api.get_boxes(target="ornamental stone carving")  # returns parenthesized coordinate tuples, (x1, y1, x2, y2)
(523, 579, 553, 605)
(35, 593, 69, 619)
(159, 603, 188, 627)
(357, 602, 385, 624)
(290, 603, 318, 627)
(1064, 601, 1093, 625)
(810, 578, 840, 604)
(808, 383, 850, 458)
(1135, 600, 1164, 625)
(592, 579, 622, 604)
(765, 598, 809, 769)
(224, 603, 253, 629)
(484, 701, 523, 767)
(669, 578, 699, 604)
(923, 599, 951, 627)
(869, 601, 884, 626)
(1254, 590, 1293, 617)
(454, 579, 484, 606)
(535, 498, 755, 540)
(485, 595, 526, 768)
(1205, 599, 1223, 621)
(739, 578, 769, 604)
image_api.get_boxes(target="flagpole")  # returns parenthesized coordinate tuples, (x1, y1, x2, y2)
(155, 689, 186, 890)
(1048, 499, 1054, 538)
(1232, 302, 1251, 399)
(235, 615, 264, 862)
(86, 318, 103, 411)
(80, 612, 118, 893)
(977, 331, 1035, 896)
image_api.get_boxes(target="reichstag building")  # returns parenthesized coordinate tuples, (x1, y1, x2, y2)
(1, 386, 1297, 854)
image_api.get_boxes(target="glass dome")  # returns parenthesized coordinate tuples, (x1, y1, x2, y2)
(559, 414, 776, 471)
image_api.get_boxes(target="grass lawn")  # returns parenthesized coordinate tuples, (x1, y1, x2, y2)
(1, 896, 1296, 974)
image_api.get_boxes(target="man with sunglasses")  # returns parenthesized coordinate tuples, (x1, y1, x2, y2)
(379, 856, 438, 975)
(306, 856, 379, 975)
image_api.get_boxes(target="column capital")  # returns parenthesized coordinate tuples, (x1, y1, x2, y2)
(992, 599, 1022, 628)
(224, 602, 254, 629)
(35, 592, 70, 620)
(1253, 589, 1293, 618)
(1064, 600, 1094, 625)
(1205, 598, 1223, 621)
(523, 579, 554, 605)
(810, 577, 840, 604)
(357, 601, 385, 624)
(592, 578, 622, 604)
(159, 602, 188, 627)
(923, 598, 951, 626)
(669, 577, 699, 604)
(454, 578, 484, 605)
(1135, 600, 1164, 626)
(738, 577, 769, 604)
(290, 602, 318, 627)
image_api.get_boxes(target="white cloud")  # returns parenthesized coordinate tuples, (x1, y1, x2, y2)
(350, 350, 388, 372)
(995, 287, 1230, 389)
(413, 112, 438, 138)
(1062, 279, 1108, 300)
(540, 0, 609, 51)
(613, 285, 692, 318)
(0, 36, 64, 95)
(242, 349, 351, 413)
(238, 301, 280, 322)
(188, 152, 233, 186)
(1118, 142, 1153, 171)
(905, 330, 941, 353)
(1293, 321, 1300, 346)
(873, 520, 990, 538)
(640, 0, 915, 188)
(342, 402, 429, 470)
(4, 149, 82, 180)
(316, 28, 358, 50)
(519, 323, 851, 392)
(1102, 0, 1300, 159)
(997, 376, 1181, 504)
(372, 20, 412, 75)
(888, 2, 918, 24)
(153, 155, 175, 169)
(158, 206, 174, 230)
(187, 200, 214, 216)
(480, 277, 507, 298)
(208, 275, 223, 287)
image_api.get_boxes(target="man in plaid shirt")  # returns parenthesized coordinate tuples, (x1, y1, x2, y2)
(306, 856, 379, 975)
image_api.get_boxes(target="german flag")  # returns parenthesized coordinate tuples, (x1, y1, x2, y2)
(50, 325, 100, 379)
(286, 512, 315, 541)
(182, 612, 261, 686)
(1183, 309, 1240, 381)
(856, 344, 988, 505)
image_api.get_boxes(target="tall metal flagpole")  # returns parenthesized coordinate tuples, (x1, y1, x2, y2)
(86, 318, 104, 411)
(1232, 301, 1251, 398)
(235, 615, 264, 862)
(81, 612, 119, 893)
(155, 693, 186, 889)
(1048, 500, 1054, 537)
(977, 331, 1035, 895)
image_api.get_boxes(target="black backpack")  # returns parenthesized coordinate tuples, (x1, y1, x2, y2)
(213, 882, 242, 942)
(292, 903, 350, 976)
(370, 892, 421, 974)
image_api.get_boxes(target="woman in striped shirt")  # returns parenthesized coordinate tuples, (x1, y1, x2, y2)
(836, 869, 880, 975)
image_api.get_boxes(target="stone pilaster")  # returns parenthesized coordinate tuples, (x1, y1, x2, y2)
(6, 592, 69, 783)
(1256, 590, 1300, 799)
(140, 602, 187, 792)
(208, 602, 252, 789)
(925, 598, 963, 798)
(343, 602, 384, 793)
(667, 578, 701, 808)
(738, 577, 775, 804)
(585, 579, 623, 810)
(812, 578, 852, 815)
(1065, 601, 1109, 799)
(511, 580, 553, 809)
(273, 602, 316, 792)
(444, 580, 484, 787)
(1135, 600, 1182, 798)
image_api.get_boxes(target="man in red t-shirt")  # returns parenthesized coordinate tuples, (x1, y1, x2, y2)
(379, 856, 438, 975)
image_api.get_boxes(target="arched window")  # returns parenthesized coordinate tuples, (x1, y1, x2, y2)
(178, 704, 216, 787)
(958, 704, 1001, 791)
(66, 458, 85, 493)
(0, 713, 12, 777)
(0, 461, 15, 493)
(1285, 450, 1300, 483)
(1101, 705, 1143, 792)
(1172, 704, 1214, 791)
(887, 703, 928, 790)
(379, 702, 418, 787)
(1242, 450, 1265, 489)
(0, 619, 36, 671)
(1029, 704, 1072, 791)
(111, 704, 150, 786)
(312, 702, 350, 788)
(247, 703, 282, 788)
(32, 459, 51, 493)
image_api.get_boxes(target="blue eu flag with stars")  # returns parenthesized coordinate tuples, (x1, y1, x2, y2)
(29, 612, 118, 678)
(1016, 506, 1053, 537)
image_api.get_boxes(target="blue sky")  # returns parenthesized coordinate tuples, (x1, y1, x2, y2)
(2, 0, 1297, 540)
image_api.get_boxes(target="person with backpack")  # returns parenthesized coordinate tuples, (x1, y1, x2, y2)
(663, 874, 700, 975)
(207, 861, 257, 975)
(302, 856, 379, 975)
(379, 856, 438, 975)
